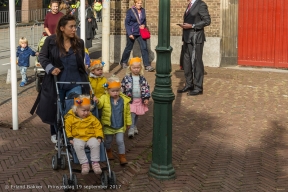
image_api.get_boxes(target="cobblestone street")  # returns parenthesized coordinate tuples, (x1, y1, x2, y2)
(1, 64, 288, 191)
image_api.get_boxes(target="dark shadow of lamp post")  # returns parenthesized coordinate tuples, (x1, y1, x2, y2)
(148, 0, 176, 180)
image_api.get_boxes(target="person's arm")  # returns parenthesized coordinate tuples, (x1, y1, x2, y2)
(16, 47, 19, 57)
(125, 9, 133, 36)
(38, 36, 56, 74)
(142, 9, 147, 26)
(44, 13, 52, 36)
(125, 103, 132, 127)
(64, 115, 74, 141)
(93, 118, 104, 139)
(121, 76, 126, 94)
(178, 2, 211, 30)
(96, 95, 105, 109)
(194, 1, 211, 29)
(142, 76, 151, 100)
(44, 28, 52, 36)
(79, 39, 86, 69)
(29, 47, 37, 57)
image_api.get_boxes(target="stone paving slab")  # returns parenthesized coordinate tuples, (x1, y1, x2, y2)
(1, 64, 288, 191)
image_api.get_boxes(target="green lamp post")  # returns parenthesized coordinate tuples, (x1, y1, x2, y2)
(148, 0, 175, 180)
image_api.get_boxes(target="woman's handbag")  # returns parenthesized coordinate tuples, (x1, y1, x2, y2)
(139, 27, 150, 40)
(131, 8, 150, 40)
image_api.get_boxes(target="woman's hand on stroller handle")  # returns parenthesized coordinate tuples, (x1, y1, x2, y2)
(52, 68, 61, 76)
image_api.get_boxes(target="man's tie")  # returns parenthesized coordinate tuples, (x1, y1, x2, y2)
(186, 2, 193, 15)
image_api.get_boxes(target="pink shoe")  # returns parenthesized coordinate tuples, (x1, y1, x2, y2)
(92, 162, 102, 174)
(81, 163, 90, 175)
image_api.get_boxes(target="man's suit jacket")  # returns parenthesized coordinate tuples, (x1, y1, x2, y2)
(182, 0, 211, 44)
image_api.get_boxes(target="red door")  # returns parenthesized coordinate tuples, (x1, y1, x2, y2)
(238, 0, 288, 68)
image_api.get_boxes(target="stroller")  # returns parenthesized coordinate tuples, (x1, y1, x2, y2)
(51, 78, 116, 191)
(34, 32, 48, 92)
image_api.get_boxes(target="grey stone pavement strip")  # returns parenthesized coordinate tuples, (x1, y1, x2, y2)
(1, 62, 288, 192)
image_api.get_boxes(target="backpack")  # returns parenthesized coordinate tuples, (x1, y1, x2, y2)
(35, 35, 47, 64)
(37, 36, 48, 52)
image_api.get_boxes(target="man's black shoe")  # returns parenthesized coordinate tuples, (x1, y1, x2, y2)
(187, 90, 203, 96)
(177, 86, 193, 93)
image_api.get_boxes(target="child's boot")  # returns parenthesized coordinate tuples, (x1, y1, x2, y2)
(106, 148, 114, 160)
(118, 154, 128, 165)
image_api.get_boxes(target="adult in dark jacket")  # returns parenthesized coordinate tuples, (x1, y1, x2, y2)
(85, 0, 97, 48)
(119, 0, 155, 72)
(30, 14, 88, 146)
(75, 0, 97, 48)
(177, 0, 211, 96)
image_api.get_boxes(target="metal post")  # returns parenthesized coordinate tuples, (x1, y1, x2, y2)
(148, 0, 175, 180)
(80, 0, 86, 47)
(101, 0, 110, 73)
(9, 0, 19, 130)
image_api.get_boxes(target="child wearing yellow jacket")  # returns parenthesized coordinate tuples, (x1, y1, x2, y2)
(65, 95, 104, 175)
(94, 76, 132, 165)
(89, 59, 107, 99)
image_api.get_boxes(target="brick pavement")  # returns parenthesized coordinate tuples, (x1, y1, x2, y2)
(1, 65, 288, 192)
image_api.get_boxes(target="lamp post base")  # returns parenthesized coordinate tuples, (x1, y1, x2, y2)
(149, 163, 176, 180)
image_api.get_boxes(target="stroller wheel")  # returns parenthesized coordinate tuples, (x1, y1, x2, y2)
(52, 154, 58, 170)
(62, 174, 69, 192)
(101, 172, 108, 189)
(72, 174, 78, 191)
(108, 171, 117, 186)
(60, 156, 66, 170)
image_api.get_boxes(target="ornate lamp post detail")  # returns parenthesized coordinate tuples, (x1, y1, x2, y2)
(148, 0, 175, 180)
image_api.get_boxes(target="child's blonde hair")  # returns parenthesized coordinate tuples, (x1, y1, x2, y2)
(19, 37, 28, 46)
(107, 75, 121, 89)
(71, 95, 94, 113)
(126, 57, 144, 75)
(89, 59, 104, 71)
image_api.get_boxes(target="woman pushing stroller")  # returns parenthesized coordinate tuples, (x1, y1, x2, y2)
(30, 14, 89, 149)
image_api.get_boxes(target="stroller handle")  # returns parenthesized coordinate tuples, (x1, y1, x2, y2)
(54, 76, 95, 96)
(56, 81, 91, 85)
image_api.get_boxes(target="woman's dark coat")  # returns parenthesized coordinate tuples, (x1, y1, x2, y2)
(30, 34, 88, 125)
(125, 7, 147, 36)
(85, 6, 97, 48)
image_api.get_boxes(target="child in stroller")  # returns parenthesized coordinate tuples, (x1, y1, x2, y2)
(51, 80, 117, 189)
(64, 94, 103, 175)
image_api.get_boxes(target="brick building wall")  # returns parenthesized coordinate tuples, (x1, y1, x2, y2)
(21, 0, 43, 23)
(109, 0, 222, 67)
(110, 0, 220, 37)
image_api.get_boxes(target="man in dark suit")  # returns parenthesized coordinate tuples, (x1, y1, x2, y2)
(177, 0, 211, 96)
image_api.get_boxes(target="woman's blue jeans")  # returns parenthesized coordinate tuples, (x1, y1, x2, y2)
(120, 35, 150, 67)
